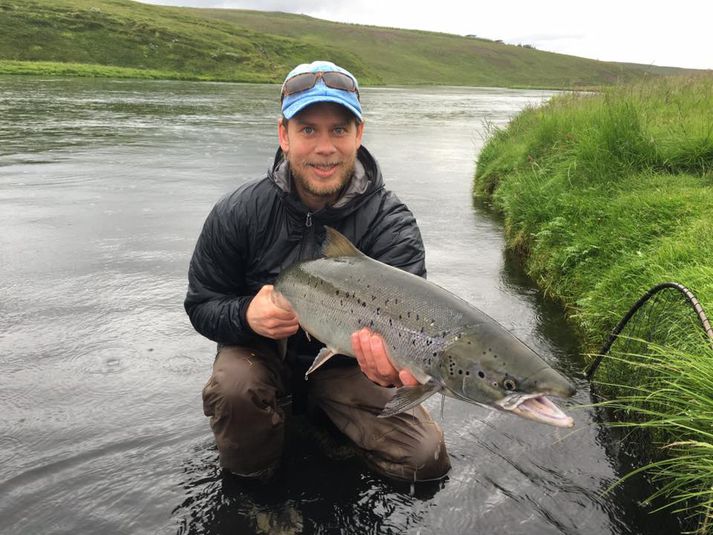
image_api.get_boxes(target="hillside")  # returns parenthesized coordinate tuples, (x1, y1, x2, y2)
(0, 0, 703, 87)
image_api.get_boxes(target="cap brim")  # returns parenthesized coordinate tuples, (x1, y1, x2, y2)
(282, 94, 362, 121)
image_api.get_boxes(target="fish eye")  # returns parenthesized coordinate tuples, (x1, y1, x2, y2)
(503, 378, 517, 391)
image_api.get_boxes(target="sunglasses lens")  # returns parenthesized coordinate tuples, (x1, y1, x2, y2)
(321, 72, 356, 92)
(283, 73, 319, 96)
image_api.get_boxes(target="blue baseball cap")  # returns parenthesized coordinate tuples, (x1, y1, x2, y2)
(281, 61, 362, 122)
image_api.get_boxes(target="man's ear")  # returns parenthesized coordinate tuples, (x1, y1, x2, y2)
(278, 117, 289, 152)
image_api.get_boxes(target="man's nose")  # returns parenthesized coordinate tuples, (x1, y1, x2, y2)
(314, 132, 337, 154)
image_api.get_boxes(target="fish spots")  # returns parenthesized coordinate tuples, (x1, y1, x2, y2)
(446, 355, 462, 377)
(376, 307, 381, 315)
(477, 370, 485, 379)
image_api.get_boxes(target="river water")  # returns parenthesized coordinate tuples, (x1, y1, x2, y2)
(0, 77, 680, 534)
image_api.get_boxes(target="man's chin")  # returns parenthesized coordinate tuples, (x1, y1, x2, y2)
(298, 173, 351, 198)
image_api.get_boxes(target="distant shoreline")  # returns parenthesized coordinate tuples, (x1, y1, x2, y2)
(0, 60, 580, 91)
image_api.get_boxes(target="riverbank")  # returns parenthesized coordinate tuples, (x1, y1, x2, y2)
(473, 75, 713, 530)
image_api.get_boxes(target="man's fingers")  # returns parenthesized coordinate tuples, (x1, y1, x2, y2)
(370, 334, 396, 379)
(399, 369, 420, 387)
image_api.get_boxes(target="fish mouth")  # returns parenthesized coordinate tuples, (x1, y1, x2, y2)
(495, 393, 574, 428)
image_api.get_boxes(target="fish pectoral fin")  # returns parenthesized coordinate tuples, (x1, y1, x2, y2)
(305, 346, 339, 379)
(378, 380, 442, 418)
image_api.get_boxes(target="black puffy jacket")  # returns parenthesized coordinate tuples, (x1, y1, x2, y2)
(184, 145, 426, 348)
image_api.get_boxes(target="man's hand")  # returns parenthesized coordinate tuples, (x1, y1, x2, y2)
(351, 328, 420, 387)
(246, 285, 299, 339)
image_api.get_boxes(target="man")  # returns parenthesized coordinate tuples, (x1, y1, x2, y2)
(185, 60, 450, 482)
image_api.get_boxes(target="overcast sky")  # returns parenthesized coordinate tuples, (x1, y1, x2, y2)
(137, 0, 712, 70)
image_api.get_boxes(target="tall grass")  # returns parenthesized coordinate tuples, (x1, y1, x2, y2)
(594, 339, 713, 532)
(474, 75, 713, 531)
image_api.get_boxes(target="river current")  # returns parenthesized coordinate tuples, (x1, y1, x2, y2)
(0, 76, 679, 534)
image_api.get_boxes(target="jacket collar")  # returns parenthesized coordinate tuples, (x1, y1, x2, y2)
(269, 145, 383, 211)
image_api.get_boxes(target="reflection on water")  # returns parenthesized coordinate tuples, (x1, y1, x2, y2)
(0, 76, 680, 534)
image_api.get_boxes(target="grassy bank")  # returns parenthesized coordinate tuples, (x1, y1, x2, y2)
(474, 75, 713, 529)
(0, 0, 703, 87)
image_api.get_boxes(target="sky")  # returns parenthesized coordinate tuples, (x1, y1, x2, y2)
(137, 0, 713, 70)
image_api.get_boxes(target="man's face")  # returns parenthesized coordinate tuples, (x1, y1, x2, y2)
(278, 102, 364, 207)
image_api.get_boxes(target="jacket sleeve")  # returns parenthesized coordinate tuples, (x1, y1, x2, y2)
(184, 198, 256, 345)
(363, 191, 427, 278)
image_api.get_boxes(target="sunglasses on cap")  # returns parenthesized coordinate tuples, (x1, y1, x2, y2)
(280, 71, 360, 102)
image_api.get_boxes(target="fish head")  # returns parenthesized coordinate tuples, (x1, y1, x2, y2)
(438, 326, 576, 428)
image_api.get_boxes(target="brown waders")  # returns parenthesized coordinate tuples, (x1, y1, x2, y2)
(202, 343, 451, 482)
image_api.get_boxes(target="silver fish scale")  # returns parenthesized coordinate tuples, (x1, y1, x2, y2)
(276, 254, 479, 376)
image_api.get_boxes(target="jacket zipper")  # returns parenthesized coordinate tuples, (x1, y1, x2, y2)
(305, 211, 312, 228)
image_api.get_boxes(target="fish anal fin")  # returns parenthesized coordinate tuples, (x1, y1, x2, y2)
(379, 380, 442, 418)
(322, 227, 364, 258)
(305, 346, 338, 379)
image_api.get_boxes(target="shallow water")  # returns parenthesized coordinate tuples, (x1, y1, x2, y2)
(0, 76, 680, 534)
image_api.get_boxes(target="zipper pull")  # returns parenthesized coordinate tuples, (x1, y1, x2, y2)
(305, 212, 312, 228)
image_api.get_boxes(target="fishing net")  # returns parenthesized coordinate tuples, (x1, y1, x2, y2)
(586, 282, 713, 384)
(585, 282, 713, 531)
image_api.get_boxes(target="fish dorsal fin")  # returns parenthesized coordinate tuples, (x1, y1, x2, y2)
(322, 226, 364, 258)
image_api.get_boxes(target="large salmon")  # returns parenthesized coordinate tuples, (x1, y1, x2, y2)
(274, 227, 576, 427)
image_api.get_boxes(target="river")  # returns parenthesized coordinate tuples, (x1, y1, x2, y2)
(0, 76, 680, 534)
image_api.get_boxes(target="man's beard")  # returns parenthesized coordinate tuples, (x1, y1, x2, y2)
(289, 158, 356, 200)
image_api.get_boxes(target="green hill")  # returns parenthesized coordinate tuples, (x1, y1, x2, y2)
(0, 0, 704, 87)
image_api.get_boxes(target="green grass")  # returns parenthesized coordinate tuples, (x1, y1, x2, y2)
(595, 341, 713, 531)
(0, 0, 704, 87)
(474, 75, 713, 531)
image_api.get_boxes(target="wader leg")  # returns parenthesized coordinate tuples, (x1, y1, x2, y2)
(201, 343, 288, 478)
(308, 365, 451, 482)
